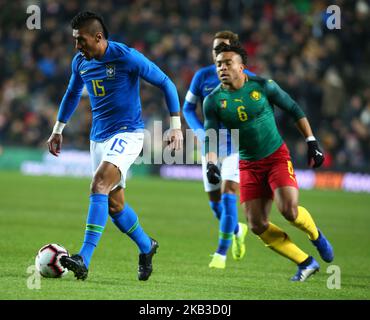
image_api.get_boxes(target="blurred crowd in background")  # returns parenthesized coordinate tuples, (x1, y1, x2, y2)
(0, 0, 369, 171)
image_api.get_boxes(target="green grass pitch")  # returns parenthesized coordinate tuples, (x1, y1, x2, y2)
(0, 171, 369, 300)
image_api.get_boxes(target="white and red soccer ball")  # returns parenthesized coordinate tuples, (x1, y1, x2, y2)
(35, 244, 69, 278)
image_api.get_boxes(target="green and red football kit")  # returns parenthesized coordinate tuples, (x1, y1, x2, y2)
(204, 76, 306, 203)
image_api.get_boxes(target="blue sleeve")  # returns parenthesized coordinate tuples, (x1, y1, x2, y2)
(203, 95, 219, 155)
(183, 100, 203, 131)
(244, 69, 256, 77)
(182, 70, 205, 141)
(127, 50, 180, 113)
(57, 55, 84, 123)
(188, 70, 203, 97)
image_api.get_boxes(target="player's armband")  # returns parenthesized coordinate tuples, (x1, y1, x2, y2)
(185, 91, 199, 104)
(52, 121, 66, 134)
(170, 116, 181, 130)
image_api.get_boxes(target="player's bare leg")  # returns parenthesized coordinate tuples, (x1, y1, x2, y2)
(91, 161, 122, 194)
(108, 186, 125, 214)
(109, 186, 159, 281)
(274, 186, 334, 263)
(221, 180, 238, 195)
(242, 198, 272, 235)
(273, 186, 299, 222)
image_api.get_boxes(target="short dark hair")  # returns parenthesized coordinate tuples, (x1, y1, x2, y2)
(71, 11, 109, 39)
(214, 30, 239, 43)
(214, 42, 248, 65)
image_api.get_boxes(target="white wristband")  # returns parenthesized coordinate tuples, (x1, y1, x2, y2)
(305, 136, 316, 142)
(170, 116, 181, 130)
(52, 121, 66, 134)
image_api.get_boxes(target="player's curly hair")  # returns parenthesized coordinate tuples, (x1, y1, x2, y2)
(71, 11, 109, 39)
(214, 30, 239, 43)
(214, 42, 248, 65)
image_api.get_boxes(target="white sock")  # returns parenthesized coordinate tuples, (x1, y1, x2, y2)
(236, 223, 243, 238)
(214, 252, 227, 260)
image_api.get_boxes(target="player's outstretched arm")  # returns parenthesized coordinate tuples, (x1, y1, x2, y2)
(265, 79, 324, 168)
(129, 50, 184, 150)
(47, 55, 84, 157)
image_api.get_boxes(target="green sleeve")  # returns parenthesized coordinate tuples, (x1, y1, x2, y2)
(203, 95, 219, 155)
(265, 79, 306, 121)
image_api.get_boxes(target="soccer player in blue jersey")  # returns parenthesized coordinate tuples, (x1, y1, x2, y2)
(46, 12, 183, 281)
(183, 31, 254, 269)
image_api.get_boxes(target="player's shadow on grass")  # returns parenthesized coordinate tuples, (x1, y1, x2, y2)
(345, 275, 370, 289)
(346, 274, 370, 280)
(344, 283, 370, 289)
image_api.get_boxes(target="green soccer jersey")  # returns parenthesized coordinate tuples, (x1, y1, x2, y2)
(203, 76, 306, 160)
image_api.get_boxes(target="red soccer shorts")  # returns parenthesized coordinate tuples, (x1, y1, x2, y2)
(239, 143, 299, 203)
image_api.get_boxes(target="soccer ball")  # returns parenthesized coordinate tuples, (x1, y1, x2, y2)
(35, 244, 69, 278)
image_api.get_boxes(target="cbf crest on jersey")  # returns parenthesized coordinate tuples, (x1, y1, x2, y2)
(106, 64, 115, 80)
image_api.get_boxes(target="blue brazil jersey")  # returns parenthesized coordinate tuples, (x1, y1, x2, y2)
(58, 41, 179, 142)
(183, 64, 255, 155)
(188, 65, 221, 104)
